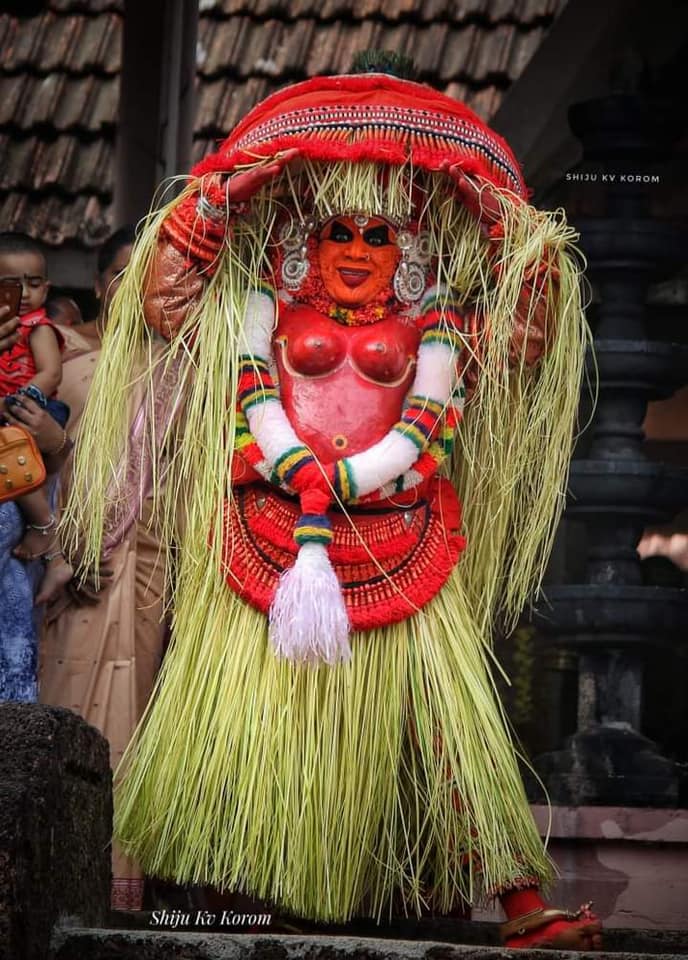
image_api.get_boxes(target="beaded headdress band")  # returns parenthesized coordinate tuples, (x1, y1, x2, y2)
(192, 73, 528, 199)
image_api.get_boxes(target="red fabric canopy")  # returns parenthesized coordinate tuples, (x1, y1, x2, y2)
(193, 73, 527, 198)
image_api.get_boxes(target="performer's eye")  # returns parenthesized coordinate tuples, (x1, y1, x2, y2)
(363, 225, 390, 247)
(329, 221, 354, 243)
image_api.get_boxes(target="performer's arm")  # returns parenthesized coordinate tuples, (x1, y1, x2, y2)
(143, 151, 299, 342)
(487, 220, 560, 367)
(442, 164, 558, 369)
(508, 264, 559, 365)
(143, 236, 206, 341)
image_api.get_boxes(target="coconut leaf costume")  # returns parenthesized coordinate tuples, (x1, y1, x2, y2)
(64, 71, 591, 935)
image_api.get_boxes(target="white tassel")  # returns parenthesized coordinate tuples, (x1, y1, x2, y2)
(269, 542, 351, 665)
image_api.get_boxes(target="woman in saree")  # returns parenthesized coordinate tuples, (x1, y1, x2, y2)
(64, 61, 601, 949)
(40, 226, 168, 910)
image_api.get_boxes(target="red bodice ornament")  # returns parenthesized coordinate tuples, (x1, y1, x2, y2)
(276, 301, 420, 461)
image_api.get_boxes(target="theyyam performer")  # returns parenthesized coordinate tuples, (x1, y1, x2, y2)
(64, 54, 601, 950)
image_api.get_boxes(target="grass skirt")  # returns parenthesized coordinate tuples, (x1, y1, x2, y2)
(115, 558, 552, 922)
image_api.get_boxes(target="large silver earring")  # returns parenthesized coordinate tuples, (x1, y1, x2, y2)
(280, 218, 314, 292)
(282, 248, 309, 290)
(394, 260, 426, 303)
(393, 230, 429, 304)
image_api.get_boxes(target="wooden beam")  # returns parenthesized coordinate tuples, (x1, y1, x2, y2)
(491, 0, 643, 191)
(113, 0, 198, 228)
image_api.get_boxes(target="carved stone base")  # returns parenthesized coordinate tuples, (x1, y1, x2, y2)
(529, 724, 681, 807)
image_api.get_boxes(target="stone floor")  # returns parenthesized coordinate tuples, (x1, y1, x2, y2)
(49, 930, 688, 960)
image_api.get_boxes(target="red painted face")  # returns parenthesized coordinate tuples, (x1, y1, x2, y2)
(317, 216, 400, 307)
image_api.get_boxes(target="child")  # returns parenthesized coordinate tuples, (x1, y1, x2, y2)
(0, 232, 73, 603)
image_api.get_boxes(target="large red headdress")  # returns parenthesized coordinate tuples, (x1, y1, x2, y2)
(192, 73, 527, 199)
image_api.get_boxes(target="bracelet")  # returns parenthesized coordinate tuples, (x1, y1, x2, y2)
(27, 513, 56, 535)
(43, 549, 65, 563)
(45, 429, 69, 456)
(197, 190, 249, 220)
(196, 193, 227, 223)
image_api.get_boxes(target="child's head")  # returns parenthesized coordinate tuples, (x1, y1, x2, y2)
(0, 232, 49, 316)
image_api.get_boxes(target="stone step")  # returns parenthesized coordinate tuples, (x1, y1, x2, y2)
(50, 930, 688, 960)
(105, 911, 688, 954)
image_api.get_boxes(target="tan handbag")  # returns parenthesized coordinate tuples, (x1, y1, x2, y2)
(0, 424, 47, 503)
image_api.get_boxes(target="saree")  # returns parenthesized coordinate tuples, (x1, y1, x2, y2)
(40, 327, 168, 910)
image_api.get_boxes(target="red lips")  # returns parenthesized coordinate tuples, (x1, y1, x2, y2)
(338, 267, 371, 288)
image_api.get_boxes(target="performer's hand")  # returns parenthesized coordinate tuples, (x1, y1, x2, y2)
(0, 304, 20, 352)
(440, 162, 503, 235)
(227, 148, 301, 204)
(508, 286, 549, 366)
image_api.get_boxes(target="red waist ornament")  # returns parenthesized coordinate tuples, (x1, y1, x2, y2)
(221, 477, 466, 630)
(275, 302, 420, 461)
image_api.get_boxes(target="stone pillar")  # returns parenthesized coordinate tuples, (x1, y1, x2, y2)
(0, 704, 111, 960)
(533, 93, 688, 806)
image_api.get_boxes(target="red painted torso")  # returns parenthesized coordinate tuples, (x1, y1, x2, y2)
(275, 301, 420, 461)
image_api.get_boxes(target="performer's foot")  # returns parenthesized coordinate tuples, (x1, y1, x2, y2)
(500, 902, 602, 950)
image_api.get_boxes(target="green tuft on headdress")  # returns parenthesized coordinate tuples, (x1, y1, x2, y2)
(350, 50, 418, 80)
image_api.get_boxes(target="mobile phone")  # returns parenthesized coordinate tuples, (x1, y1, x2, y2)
(0, 279, 22, 318)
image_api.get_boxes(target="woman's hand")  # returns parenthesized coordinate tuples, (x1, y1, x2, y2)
(45, 560, 114, 614)
(1, 395, 71, 467)
(0, 304, 20, 352)
(61, 539, 115, 606)
(65, 564, 115, 605)
(638, 531, 688, 572)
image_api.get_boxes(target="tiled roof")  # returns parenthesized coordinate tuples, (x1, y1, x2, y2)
(198, 0, 560, 21)
(193, 0, 564, 161)
(0, 0, 566, 249)
(0, 1, 121, 247)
